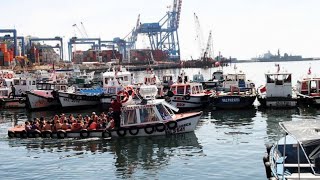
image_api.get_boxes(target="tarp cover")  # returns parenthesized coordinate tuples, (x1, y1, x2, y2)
(280, 120, 320, 144)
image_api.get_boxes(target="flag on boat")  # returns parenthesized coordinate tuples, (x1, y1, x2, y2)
(259, 85, 267, 93)
(308, 66, 311, 75)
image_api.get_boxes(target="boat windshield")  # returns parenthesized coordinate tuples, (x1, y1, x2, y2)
(139, 107, 158, 123)
(156, 104, 171, 120)
(122, 109, 138, 125)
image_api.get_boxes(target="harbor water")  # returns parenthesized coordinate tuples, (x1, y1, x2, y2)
(0, 61, 319, 179)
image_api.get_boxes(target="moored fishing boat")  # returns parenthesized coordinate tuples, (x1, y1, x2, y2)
(26, 80, 68, 110)
(295, 67, 320, 106)
(264, 120, 320, 179)
(257, 71, 297, 108)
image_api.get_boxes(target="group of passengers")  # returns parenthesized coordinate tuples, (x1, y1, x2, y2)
(24, 108, 115, 132)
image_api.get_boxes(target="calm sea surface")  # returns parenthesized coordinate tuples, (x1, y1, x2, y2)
(1, 61, 320, 179)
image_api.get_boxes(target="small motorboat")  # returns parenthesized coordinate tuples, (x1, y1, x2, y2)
(264, 120, 320, 179)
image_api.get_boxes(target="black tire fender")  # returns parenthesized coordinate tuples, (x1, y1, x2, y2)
(42, 130, 52, 138)
(102, 130, 111, 138)
(33, 130, 42, 138)
(129, 127, 139, 136)
(184, 94, 191, 100)
(144, 125, 154, 134)
(116, 128, 127, 137)
(57, 130, 67, 139)
(155, 123, 166, 132)
(8, 131, 15, 138)
(20, 130, 28, 138)
(166, 121, 178, 130)
(80, 129, 90, 138)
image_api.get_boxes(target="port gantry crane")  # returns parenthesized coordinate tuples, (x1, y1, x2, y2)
(29, 37, 64, 60)
(133, 0, 182, 61)
(0, 29, 18, 57)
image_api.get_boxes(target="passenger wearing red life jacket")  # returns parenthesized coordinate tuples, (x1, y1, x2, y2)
(87, 120, 97, 130)
(106, 118, 115, 130)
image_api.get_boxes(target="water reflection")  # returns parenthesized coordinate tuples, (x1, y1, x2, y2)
(6, 133, 202, 178)
(259, 108, 299, 143)
(210, 109, 257, 127)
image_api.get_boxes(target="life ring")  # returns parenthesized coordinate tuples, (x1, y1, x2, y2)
(155, 123, 166, 132)
(117, 90, 129, 104)
(166, 121, 177, 130)
(33, 130, 42, 138)
(42, 130, 52, 138)
(116, 128, 127, 137)
(7, 73, 13, 79)
(102, 130, 111, 138)
(80, 129, 90, 138)
(20, 130, 27, 138)
(184, 94, 191, 100)
(144, 125, 154, 134)
(8, 131, 15, 138)
(129, 127, 139, 136)
(124, 86, 135, 97)
(19, 98, 24, 104)
(57, 130, 67, 139)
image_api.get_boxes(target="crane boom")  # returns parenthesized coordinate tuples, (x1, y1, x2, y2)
(80, 22, 89, 38)
(203, 30, 213, 61)
(194, 13, 204, 60)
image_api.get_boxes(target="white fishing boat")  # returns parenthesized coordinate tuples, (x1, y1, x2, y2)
(8, 85, 202, 139)
(264, 120, 320, 179)
(257, 72, 297, 108)
(100, 66, 134, 104)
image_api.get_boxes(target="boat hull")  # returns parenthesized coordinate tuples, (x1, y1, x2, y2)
(26, 92, 60, 109)
(58, 92, 100, 108)
(211, 94, 256, 109)
(0, 97, 26, 108)
(258, 96, 297, 108)
(8, 112, 202, 139)
(169, 95, 210, 109)
(296, 94, 320, 107)
(100, 94, 116, 104)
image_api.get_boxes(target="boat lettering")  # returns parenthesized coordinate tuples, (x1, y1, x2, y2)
(221, 98, 240, 103)
(122, 104, 155, 110)
(178, 122, 191, 128)
(176, 103, 185, 107)
(63, 98, 80, 103)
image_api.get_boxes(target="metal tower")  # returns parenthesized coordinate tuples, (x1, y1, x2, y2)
(136, 0, 182, 61)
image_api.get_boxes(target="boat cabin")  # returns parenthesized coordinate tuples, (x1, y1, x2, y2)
(162, 74, 174, 84)
(265, 73, 292, 98)
(170, 83, 204, 95)
(103, 79, 123, 95)
(193, 72, 204, 83)
(102, 67, 133, 87)
(121, 99, 178, 127)
(211, 70, 224, 81)
(36, 82, 68, 91)
(297, 78, 320, 96)
(12, 77, 37, 96)
(223, 73, 248, 90)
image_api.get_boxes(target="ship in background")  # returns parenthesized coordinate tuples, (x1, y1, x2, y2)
(251, 49, 312, 62)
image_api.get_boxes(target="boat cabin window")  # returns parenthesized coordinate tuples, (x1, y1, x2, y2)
(123, 76, 128, 81)
(195, 86, 200, 93)
(176, 86, 185, 95)
(311, 81, 317, 93)
(139, 107, 158, 123)
(107, 87, 117, 94)
(13, 79, 19, 86)
(186, 85, 191, 94)
(32, 81, 36, 85)
(156, 104, 171, 120)
(105, 78, 109, 84)
(122, 109, 138, 125)
(21, 80, 26, 85)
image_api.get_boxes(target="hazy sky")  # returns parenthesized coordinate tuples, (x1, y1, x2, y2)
(1, 0, 320, 60)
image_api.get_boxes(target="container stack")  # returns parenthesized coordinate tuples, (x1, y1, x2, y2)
(0, 43, 12, 66)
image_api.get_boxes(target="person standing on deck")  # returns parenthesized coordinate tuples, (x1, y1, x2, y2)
(111, 98, 122, 129)
(10, 83, 15, 99)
